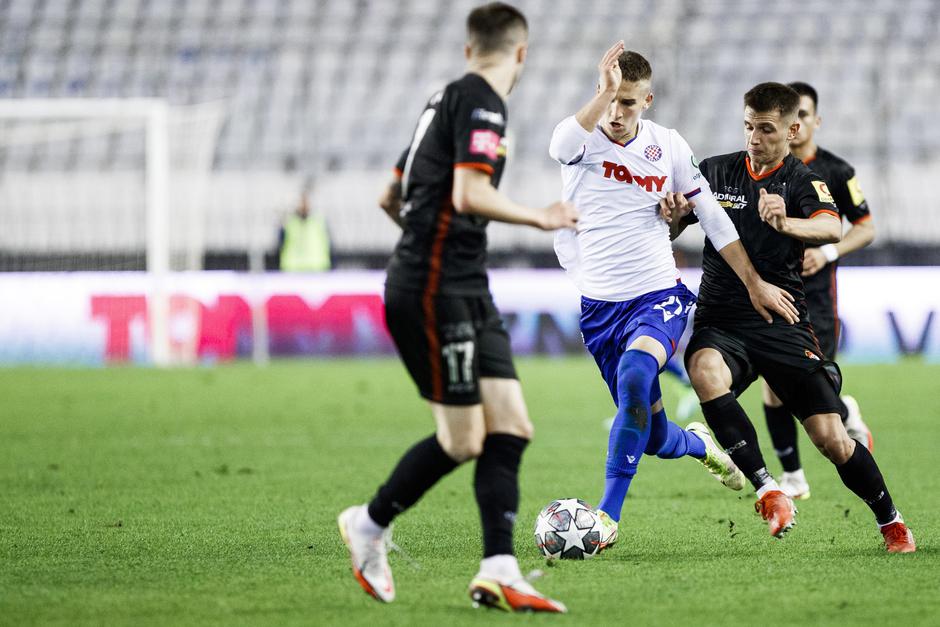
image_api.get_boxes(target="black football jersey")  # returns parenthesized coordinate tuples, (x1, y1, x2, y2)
(386, 73, 508, 296)
(801, 146, 872, 321)
(693, 151, 839, 327)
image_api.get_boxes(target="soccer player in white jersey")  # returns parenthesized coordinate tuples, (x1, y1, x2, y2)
(549, 42, 801, 546)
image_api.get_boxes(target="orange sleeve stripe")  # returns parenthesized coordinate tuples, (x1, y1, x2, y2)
(393, 167, 403, 177)
(809, 209, 840, 220)
(454, 162, 494, 175)
(851, 214, 872, 225)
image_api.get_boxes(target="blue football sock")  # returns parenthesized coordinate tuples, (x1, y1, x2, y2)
(597, 350, 659, 522)
(644, 378, 706, 460)
(652, 418, 707, 459)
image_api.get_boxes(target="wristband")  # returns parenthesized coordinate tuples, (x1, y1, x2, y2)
(819, 244, 839, 263)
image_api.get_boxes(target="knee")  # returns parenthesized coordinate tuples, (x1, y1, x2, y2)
(618, 351, 658, 401)
(818, 435, 855, 465)
(806, 418, 855, 464)
(687, 351, 729, 398)
(437, 431, 484, 462)
(501, 417, 534, 441)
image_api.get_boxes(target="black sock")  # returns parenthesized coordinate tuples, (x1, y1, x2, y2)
(764, 404, 801, 472)
(701, 393, 773, 490)
(835, 443, 898, 525)
(367, 434, 460, 527)
(474, 433, 528, 558)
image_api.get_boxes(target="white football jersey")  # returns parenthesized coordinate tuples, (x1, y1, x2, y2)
(550, 116, 730, 302)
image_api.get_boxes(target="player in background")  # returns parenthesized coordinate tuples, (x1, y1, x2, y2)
(338, 4, 577, 613)
(673, 82, 913, 552)
(548, 42, 801, 548)
(761, 81, 876, 500)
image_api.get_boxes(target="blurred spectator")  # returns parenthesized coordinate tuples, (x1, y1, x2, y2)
(277, 191, 332, 272)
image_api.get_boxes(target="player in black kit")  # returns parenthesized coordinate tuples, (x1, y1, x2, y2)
(337, 3, 577, 613)
(761, 81, 877, 501)
(672, 82, 914, 552)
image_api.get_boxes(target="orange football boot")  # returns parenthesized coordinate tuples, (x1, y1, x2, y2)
(881, 521, 916, 553)
(755, 490, 796, 537)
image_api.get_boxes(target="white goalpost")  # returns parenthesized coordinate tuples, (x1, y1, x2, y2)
(0, 98, 224, 366)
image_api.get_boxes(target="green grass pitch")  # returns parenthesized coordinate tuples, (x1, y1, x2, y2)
(1, 358, 938, 626)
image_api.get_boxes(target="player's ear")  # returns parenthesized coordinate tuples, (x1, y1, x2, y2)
(464, 43, 473, 60)
(788, 121, 800, 140)
(516, 43, 527, 64)
(814, 114, 822, 130)
(644, 91, 653, 110)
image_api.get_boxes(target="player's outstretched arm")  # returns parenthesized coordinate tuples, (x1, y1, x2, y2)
(758, 188, 841, 244)
(660, 191, 799, 324)
(453, 167, 578, 230)
(717, 241, 800, 324)
(549, 41, 624, 164)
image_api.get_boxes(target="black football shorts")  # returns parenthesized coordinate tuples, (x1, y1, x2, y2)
(384, 286, 517, 406)
(685, 321, 845, 421)
(806, 303, 839, 360)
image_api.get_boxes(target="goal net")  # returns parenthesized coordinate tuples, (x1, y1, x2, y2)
(0, 99, 225, 364)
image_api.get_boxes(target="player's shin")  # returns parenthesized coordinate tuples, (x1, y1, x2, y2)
(597, 350, 658, 520)
(700, 393, 776, 491)
(367, 434, 461, 529)
(474, 433, 528, 557)
(834, 442, 898, 525)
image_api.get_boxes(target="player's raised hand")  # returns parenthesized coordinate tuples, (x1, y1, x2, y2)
(598, 41, 624, 94)
(538, 201, 579, 231)
(801, 247, 827, 277)
(659, 191, 695, 224)
(758, 187, 787, 232)
(748, 279, 800, 324)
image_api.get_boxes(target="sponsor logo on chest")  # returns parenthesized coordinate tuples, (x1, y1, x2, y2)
(600, 160, 667, 192)
(716, 186, 747, 209)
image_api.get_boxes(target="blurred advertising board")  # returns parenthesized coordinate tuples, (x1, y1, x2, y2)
(0, 268, 937, 365)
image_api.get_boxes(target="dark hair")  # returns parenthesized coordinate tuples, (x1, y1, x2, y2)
(787, 81, 819, 110)
(618, 50, 652, 82)
(744, 82, 800, 118)
(466, 3, 528, 54)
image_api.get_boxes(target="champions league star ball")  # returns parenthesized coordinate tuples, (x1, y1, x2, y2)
(534, 498, 603, 560)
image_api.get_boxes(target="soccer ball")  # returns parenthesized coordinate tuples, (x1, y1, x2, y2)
(533, 498, 603, 560)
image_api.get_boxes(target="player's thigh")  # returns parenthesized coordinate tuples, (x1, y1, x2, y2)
(625, 332, 668, 369)
(429, 402, 487, 462)
(755, 324, 844, 422)
(764, 366, 844, 422)
(480, 378, 532, 439)
(385, 288, 484, 406)
(685, 327, 752, 401)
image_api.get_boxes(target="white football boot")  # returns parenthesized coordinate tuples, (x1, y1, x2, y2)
(687, 422, 746, 491)
(842, 395, 874, 451)
(469, 557, 567, 613)
(778, 469, 811, 500)
(337, 505, 395, 602)
(596, 509, 619, 551)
